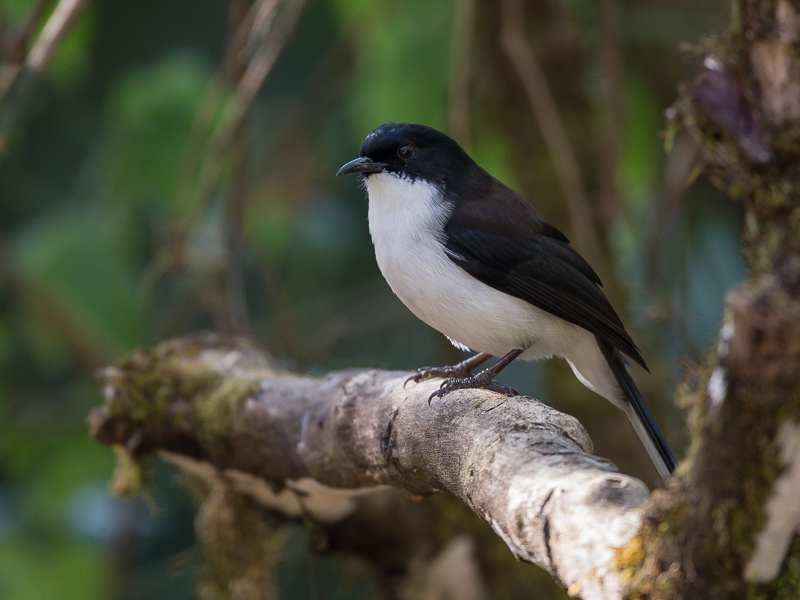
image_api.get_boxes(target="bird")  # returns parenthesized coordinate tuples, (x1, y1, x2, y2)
(336, 121, 676, 480)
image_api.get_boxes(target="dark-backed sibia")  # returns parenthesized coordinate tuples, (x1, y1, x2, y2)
(337, 121, 676, 480)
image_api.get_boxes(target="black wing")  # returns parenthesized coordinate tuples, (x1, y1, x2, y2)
(442, 223, 647, 369)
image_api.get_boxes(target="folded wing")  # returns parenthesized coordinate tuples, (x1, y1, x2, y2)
(442, 223, 647, 370)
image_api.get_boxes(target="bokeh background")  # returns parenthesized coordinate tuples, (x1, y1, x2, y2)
(0, 0, 743, 598)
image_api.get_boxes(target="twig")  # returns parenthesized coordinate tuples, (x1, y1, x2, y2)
(172, 0, 286, 220)
(26, 0, 88, 72)
(253, 252, 301, 362)
(222, 0, 256, 337)
(596, 0, 625, 225)
(644, 131, 700, 292)
(0, 0, 90, 160)
(0, 0, 54, 63)
(218, 0, 307, 335)
(448, 0, 477, 148)
(229, 0, 306, 138)
(499, 0, 606, 277)
(161, 0, 307, 336)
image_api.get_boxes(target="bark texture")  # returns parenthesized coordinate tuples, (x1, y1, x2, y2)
(90, 334, 650, 600)
(624, 1, 800, 598)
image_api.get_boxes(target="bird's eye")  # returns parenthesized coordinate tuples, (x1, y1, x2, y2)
(397, 145, 414, 159)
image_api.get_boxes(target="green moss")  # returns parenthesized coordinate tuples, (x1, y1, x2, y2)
(194, 482, 283, 600)
(96, 335, 284, 515)
(109, 444, 148, 497)
(741, 536, 800, 599)
(624, 285, 800, 598)
(194, 377, 259, 449)
(100, 335, 276, 454)
(769, 544, 800, 599)
(103, 343, 226, 432)
(659, 10, 800, 579)
(622, 486, 689, 599)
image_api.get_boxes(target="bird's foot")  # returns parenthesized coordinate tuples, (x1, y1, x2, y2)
(405, 352, 493, 388)
(406, 363, 474, 387)
(428, 370, 518, 404)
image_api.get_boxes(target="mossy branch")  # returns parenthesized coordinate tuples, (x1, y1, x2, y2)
(626, 1, 800, 598)
(89, 333, 651, 600)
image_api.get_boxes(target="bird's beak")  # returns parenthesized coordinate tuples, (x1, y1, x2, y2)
(336, 156, 387, 176)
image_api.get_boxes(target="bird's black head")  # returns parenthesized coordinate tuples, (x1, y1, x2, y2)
(336, 122, 474, 188)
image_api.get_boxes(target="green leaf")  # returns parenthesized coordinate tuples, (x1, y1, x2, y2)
(0, 538, 106, 600)
(103, 53, 220, 214)
(12, 206, 146, 355)
(340, 0, 453, 132)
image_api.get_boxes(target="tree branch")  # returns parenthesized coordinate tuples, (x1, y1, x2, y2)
(0, 0, 90, 160)
(89, 334, 650, 600)
(26, 0, 89, 72)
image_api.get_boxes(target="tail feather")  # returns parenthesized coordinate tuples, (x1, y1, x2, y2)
(597, 340, 676, 480)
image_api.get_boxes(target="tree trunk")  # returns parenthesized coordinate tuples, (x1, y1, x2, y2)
(625, 1, 800, 598)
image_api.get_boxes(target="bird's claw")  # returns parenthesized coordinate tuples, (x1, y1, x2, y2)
(403, 372, 423, 388)
(405, 363, 476, 388)
(426, 375, 518, 405)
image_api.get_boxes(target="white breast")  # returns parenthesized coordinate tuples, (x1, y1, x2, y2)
(365, 173, 589, 362)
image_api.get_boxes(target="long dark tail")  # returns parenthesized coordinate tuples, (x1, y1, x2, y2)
(598, 341, 676, 480)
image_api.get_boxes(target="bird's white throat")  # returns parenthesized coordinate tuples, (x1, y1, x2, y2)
(365, 172, 451, 250)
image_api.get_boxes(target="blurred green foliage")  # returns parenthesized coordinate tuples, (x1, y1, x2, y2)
(0, 0, 741, 598)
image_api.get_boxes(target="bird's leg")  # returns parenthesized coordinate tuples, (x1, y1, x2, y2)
(405, 351, 493, 387)
(428, 349, 523, 403)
